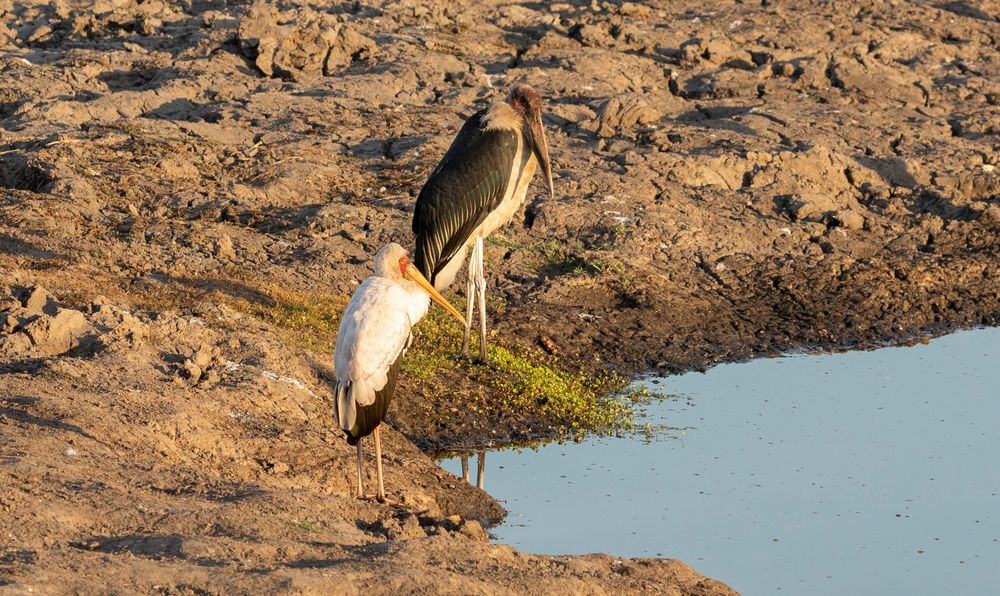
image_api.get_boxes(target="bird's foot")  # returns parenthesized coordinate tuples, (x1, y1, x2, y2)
(357, 493, 402, 506)
(458, 348, 493, 368)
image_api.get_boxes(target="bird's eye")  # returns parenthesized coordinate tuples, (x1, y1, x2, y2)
(398, 255, 409, 276)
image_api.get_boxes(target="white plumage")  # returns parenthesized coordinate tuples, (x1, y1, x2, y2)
(333, 275, 428, 431)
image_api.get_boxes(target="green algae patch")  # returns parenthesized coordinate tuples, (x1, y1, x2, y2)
(480, 344, 635, 433)
(405, 306, 640, 437)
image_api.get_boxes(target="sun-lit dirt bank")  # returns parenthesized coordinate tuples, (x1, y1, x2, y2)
(2, 0, 997, 593)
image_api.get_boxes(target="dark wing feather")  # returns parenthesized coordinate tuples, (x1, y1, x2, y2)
(412, 110, 519, 283)
(345, 346, 405, 445)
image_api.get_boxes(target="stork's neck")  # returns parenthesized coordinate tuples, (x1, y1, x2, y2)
(482, 101, 523, 132)
(400, 279, 432, 325)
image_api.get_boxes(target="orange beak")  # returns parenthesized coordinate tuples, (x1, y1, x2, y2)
(403, 261, 467, 326)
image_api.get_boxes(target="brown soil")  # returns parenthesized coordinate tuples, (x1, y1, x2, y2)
(1, 0, 998, 593)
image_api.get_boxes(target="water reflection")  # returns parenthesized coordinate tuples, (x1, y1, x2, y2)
(458, 449, 486, 489)
(442, 403, 690, 493)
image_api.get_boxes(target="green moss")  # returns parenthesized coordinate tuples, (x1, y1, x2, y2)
(291, 520, 321, 533)
(537, 239, 591, 275)
(229, 286, 347, 354)
(479, 344, 635, 433)
(406, 306, 639, 435)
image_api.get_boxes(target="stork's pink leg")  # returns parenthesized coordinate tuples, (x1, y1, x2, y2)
(356, 439, 364, 499)
(373, 425, 386, 503)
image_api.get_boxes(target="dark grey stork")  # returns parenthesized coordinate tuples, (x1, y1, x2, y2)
(412, 84, 554, 361)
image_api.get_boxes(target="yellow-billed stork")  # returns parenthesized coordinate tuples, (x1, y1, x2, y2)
(334, 242, 466, 502)
(412, 84, 554, 362)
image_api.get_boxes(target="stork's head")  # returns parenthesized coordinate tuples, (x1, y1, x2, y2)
(508, 85, 554, 198)
(373, 243, 466, 326)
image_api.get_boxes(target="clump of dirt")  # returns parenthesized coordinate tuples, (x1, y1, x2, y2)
(237, 3, 377, 80)
(0, 283, 90, 359)
(2, 0, 999, 592)
(592, 93, 665, 138)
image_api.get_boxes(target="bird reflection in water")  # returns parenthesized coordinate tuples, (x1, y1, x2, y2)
(459, 449, 486, 489)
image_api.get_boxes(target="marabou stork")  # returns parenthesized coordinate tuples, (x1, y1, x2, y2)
(333, 243, 466, 502)
(413, 84, 554, 361)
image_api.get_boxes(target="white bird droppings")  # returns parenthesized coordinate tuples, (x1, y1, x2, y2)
(261, 370, 316, 396)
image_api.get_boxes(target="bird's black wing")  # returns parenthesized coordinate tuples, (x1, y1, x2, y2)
(412, 109, 519, 283)
(345, 345, 405, 445)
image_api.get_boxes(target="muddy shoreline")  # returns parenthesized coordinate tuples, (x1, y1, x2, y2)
(2, 0, 998, 593)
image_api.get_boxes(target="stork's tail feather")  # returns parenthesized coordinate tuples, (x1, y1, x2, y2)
(351, 377, 377, 407)
(336, 379, 381, 445)
(334, 381, 356, 435)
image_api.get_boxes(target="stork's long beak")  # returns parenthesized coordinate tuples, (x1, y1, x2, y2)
(527, 110, 554, 198)
(403, 262, 467, 326)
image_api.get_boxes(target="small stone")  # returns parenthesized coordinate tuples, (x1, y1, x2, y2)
(65, 447, 79, 457)
(191, 345, 213, 369)
(0, 313, 17, 334)
(136, 15, 161, 36)
(21, 308, 88, 355)
(436, 515, 462, 531)
(594, 94, 662, 138)
(215, 235, 235, 260)
(323, 26, 378, 74)
(573, 23, 614, 48)
(0, 333, 32, 357)
(457, 519, 489, 542)
(832, 209, 864, 230)
(680, 40, 701, 63)
(26, 25, 53, 44)
(0, 296, 21, 312)
(385, 513, 425, 541)
(183, 360, 202, 382)
(22, 286, 52, 314)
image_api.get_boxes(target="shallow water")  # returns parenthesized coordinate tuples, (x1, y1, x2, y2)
(440, 327, 1000, 595)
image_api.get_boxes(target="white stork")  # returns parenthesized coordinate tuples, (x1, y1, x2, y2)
(333, 242, 466, 502)
(412, 84, 554, 362)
